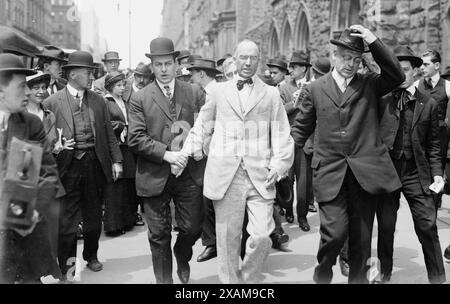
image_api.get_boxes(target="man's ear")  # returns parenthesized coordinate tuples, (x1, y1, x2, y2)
(435, 62, 441, 71)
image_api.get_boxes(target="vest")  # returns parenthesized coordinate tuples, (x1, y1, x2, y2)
(392, 100, 415, 160)
(67, 93, 95, 159)
(418, 77, 449, 123)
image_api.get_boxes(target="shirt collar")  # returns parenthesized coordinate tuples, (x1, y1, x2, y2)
(156, 78, 175, 93)
(66, 83, 85, 99)
(132, 82, 140, 92)
(332, 68, 354, 89)
(430, 73, 440, 86)
(295, 77, 307, 87)
(406, 84, 416, 96)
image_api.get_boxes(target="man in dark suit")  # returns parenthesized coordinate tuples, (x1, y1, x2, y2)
(0, 53, 61, 283)
(377, 46, 446, 284)
(44, 51, 123, 280)
(36, 45, 68, 98)
(123, 63, 154, 103)
(291, 25, 405, 284)
(128, 37, 205, 284)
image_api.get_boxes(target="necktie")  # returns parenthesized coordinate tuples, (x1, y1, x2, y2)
(237, 78, 253, 91)
(76, 94, 83, 109)
(342, 78, 348, 92)
(424, 78, 433, 89)
(393, 89, 415, 111)
(164, 86, 174, 105)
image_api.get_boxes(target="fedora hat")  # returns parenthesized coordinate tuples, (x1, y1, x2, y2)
(62, 51, 96, 70)
(102, 51, 122, 62)
(187, 58, 221, 74)
(0, 53, 36, 76)
(312, 57, 331, 76)
(133, 63, 153, 77)
(0, 26, 40, 57)
(177, 50, 191, 62)
(146, 37, 180, 59)
(36, 45, 67, 63)
(267, 58, 289, 73)
(26, 71, 51, 87)
(289, 51, 311, 67)
(331, 28, 369, 53)
(393, 45, 423, 68)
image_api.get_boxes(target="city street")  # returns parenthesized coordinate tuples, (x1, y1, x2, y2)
(66, 195, 450, 284)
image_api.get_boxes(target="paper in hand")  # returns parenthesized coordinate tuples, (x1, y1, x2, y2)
(429, 181, 445, 194)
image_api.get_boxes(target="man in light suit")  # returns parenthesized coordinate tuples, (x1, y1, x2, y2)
(181, 40, 294, 284)
(291, 25, 405, 284)
(128, 37, 206, 284)
(44, 51, 123, 280)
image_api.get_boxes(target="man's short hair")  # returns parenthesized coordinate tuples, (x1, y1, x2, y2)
(0, 71, 15, 87)
(422, 49, 441, 63)
(37, 57, 54, 70)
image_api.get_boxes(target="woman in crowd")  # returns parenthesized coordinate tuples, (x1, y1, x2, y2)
(103, 72, 139, 236)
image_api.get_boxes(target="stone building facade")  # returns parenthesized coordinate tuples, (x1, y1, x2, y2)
(162, 0, 450, 70)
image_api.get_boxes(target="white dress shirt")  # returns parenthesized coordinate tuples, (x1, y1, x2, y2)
(332, 68, 354, 93)
(66, 83, 85, 107)
(236, 75, 256, 108)
(156, 79, 175, 99)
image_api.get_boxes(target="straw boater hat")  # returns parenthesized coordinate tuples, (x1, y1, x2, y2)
(101, 51, 122, 62)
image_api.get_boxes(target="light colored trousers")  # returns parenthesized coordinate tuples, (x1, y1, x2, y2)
(213, 166, 275, 284)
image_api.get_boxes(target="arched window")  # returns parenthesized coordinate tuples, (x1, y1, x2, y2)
(269, 25, 280, 58)
(280, 18, 293, 56)
(294, 10, 310, 51)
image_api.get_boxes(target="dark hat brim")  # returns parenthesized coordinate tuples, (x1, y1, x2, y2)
(330, 39, 370, 53)
(134, 71, 153, 77)
(267, 63, 289, 73)
(36, 54, 68, 63)
(0, 67, 37, 76)
(101, 58, 123, 62)
(397, 56, 423, 68)
(62, 64, 97, 70)
(289, 61, 312, 67)
(187, 65, 221, 75)
(145, 51, 180, 59)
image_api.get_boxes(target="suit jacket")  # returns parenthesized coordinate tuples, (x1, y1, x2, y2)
(278, 79, 301, 125)
(122, 81, 135, 104)
(43, 88, 123, 182)
(128, 79, 206, 198)
(183, 76, 294, 201)
(291, 39, 405, 203)
(379, 89, 441, 193)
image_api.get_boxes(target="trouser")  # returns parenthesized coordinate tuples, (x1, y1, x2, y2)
(314, 168, 377, 284)
(289, 146, 314, 220)
(58, 151, 105, 276)
(141, 172, 203, 284)
(377, 157, 446, 284)
(201, 197, 216, 247)
(214, 167, 274, 284)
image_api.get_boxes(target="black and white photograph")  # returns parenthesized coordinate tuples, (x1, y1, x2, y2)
(0, 0, 450, 293)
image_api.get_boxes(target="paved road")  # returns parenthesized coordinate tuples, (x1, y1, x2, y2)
(67, 195, 450, 284)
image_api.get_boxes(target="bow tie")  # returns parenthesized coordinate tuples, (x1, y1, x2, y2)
(237, 78, 253, 91)
(392, 88, 416, 111)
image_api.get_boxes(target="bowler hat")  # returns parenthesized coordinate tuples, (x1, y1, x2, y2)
(177, 50, 191, 62)
(104, 72, 125, 92)
(311, 57, 331, 76)
(187, 58, 221, 74)
(393, 45, 423, 68)
(26, 71, 51, 87)
(62, 51, 96, 70)
(267, 58, 289, 73)
(331, 28, 369, 53)
(102, 51, 122, 62)
(289, 51, 311, 67)
(441, 66, 450, 81)
(0, 25, 40, 57)
(133, 63, 153, 77)
(37, 45, 67, 63)
(0, 53, 36, 76)
(145, 37, 180, 59)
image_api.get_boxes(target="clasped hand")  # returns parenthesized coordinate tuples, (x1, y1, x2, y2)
(164, 151, 190, 178)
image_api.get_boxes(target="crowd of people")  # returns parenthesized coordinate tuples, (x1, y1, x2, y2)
(0, 23, 449, 284)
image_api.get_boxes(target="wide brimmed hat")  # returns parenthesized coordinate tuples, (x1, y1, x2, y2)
(133, 63, 153, 77)
(311, 57, 331, 76)
(393, 45, 423, 68)
(36, 45, 67, 63)
(0, 53, 36, 76)
(145, 37, 180, 59)
(102, 51, 122, 62)
(177, 50, 191, 62)
(187, 58, 221, 74)
(289, 51, 311, 67)
(26, 71, 51, 86)
(62, 51, 96, 70)
(267, 58, 289, 73)
(0, 26, 40, 57)
(104, 72, 125, 92)
(331, 28, 370, 53)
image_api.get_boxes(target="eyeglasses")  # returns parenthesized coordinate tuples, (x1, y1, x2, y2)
(238, 55, 259, 62)
(337, 53, 362, 65)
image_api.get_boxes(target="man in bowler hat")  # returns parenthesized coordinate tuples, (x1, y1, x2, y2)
(44, 51, 123, 280)
(377, 46, 446, 284)
(128, 37, 206, 284)
(291, 25, 405, 283)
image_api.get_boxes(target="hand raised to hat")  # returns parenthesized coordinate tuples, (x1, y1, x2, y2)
(349, 25, 377, 45)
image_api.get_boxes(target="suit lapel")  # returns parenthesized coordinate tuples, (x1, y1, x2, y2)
(85, 91, 96, 138)
(151, 82, 173, 121)
(341, 74, 362, 108)
(412, 93, 425, 129)
(225, 79, 244, 120)
(244, 77, 266, 116)
(320, 73, 342, 108)
(60, 88, 75, 137)
(174, 80, 184, 120)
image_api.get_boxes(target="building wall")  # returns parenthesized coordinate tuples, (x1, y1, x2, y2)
(50, 0, 81, 50)
(160, 0, 186, 50)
